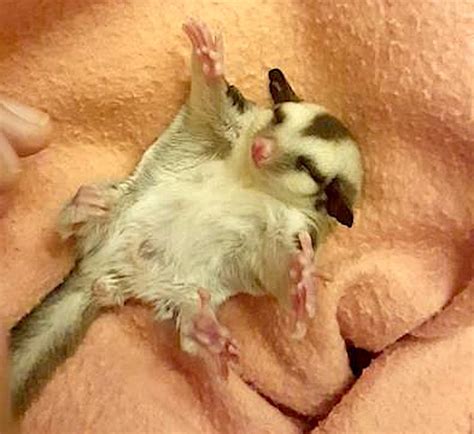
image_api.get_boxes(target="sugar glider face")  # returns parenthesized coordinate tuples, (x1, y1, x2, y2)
(249, 69, 363, 228)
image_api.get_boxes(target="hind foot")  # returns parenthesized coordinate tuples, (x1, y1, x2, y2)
(289, 231, 331, 339)
(181, 289, 239, 378)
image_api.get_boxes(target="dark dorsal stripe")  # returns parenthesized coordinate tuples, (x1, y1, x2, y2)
(268, 68, 301, 104)
(226, 83, 247, 113)
(303, 113, 351, 141)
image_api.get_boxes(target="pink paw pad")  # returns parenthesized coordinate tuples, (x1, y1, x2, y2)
(187, 289, 239, 378)
(70, 185, 109, 223)
(289, 232, 330, 339)
(183, 18, 224, 81)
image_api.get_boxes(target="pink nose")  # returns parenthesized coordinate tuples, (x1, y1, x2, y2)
(251, 137, 273, 168)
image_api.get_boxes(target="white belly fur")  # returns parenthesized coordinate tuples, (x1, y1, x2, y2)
(94, 161, 295, 309)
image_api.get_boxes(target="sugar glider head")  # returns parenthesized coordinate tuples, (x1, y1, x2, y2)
(249, 69, 363, 228)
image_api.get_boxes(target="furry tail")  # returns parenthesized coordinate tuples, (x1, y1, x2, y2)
(9, 274, 99, 415)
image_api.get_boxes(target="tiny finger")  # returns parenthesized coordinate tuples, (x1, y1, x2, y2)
(0, 132, 20, 193)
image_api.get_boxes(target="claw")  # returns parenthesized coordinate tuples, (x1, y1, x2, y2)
(289, 231, 328, 338)
(183, 289, 239, 379)
(92, 276, 125, 308)
(70, 185, 109, 220)
(183, 18, 224, 82)
(57, 184, 112, 239)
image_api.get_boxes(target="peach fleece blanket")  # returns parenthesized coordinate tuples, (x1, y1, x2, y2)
(0, 0, 472, 433)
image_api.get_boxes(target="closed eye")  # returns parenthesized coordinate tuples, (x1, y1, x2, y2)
(295, 156, 311, 174)
(295, 156, 325, 184)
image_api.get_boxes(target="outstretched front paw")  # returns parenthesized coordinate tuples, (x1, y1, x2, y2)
(69, 184, 110, 218)
(57, 184, 114, 240)
(183, 18, 224, 82)
(289, 231, 330, 339)
(182, 289, 239, 379)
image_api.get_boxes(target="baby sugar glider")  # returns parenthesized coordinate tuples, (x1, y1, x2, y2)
(9, 19, 363, 414)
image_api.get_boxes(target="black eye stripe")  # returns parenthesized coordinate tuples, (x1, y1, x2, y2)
(295, 156, 325, 184)
(295, 156, 309, 172)
(272, 106, 285, 124)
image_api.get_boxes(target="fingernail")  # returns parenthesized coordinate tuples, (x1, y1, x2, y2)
(0, 96, 50, 127)
(0, 133, 21, 192)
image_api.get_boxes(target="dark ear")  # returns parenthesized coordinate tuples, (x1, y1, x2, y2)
(268, 68, 301, 104)
(324, 178, 354, 228)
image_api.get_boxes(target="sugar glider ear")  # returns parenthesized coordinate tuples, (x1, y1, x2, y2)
(324, 178, 355, 228)
(268, 68, 301, 104)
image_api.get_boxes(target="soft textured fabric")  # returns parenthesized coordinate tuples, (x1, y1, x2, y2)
(0, 0, 472, 432)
